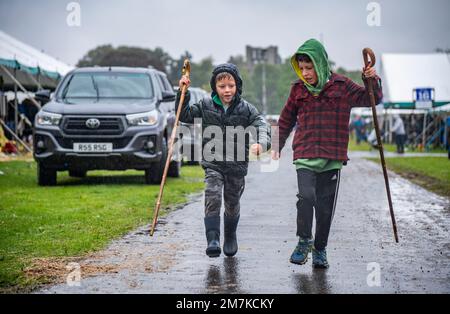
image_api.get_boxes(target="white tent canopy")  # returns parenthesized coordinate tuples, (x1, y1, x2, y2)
(380, 53, 450, 108)
(0, 30, 73, 77)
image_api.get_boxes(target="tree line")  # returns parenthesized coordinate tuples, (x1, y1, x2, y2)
(77, 45, 362, 114)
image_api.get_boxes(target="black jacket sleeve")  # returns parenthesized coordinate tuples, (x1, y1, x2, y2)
(175, 90, 202, 123)
(248, 104, 271, 152)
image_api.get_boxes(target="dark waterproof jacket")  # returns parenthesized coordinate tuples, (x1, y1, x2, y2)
(176, 90, 271, 176)
(178, 64, 275, 177)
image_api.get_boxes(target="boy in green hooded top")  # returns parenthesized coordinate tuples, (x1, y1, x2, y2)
(272, 39, 382, 268)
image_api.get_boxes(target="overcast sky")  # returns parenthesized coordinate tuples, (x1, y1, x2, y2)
(1, 0, 449, 70)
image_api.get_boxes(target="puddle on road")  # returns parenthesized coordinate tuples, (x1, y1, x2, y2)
(389, 175, 449, 237)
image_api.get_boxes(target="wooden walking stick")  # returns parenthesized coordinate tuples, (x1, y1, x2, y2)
(362, 48, 399, 243)
(150, 59, 191, 236)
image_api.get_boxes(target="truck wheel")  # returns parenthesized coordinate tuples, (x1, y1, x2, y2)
(145, 137, 168, 184)
(69, 170, 87, 178)
(168, 160, 181, 177)
(37, 163, 57, 186)
(187, 144, 199, 165)
(168, 142, 182, 177)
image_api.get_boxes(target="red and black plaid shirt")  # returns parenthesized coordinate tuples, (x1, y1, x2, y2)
(274, 73, 383, 161)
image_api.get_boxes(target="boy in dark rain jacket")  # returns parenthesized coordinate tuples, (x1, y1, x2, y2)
(177, 63, 271, 258)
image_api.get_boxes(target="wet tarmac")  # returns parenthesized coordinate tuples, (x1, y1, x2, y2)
(38, 145, 450, 294)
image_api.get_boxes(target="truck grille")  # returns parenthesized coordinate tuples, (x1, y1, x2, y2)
(62, 117, 124, 135)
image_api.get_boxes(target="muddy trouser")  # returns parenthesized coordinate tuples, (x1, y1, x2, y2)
(204, 168, 245, 218)
(296, 168, 341, 251)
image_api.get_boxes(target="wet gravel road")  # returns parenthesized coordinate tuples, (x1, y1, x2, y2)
(38, 145, 450, 294)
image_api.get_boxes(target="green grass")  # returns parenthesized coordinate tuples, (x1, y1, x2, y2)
(367, 157, 450, 197)
(348, 137, 447, 153)
(348, 137, 397, 152)
(0, 161, 204, 292)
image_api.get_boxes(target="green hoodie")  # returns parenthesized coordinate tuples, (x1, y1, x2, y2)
(290, 38, 332, 96)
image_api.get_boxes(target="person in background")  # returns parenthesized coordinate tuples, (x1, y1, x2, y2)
(391, 114, 406, 154)
(353, 115, 366, 144)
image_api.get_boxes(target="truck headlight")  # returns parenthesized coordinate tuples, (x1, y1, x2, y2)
(126, 110, 159, 126)
(36, 111, 62, 126)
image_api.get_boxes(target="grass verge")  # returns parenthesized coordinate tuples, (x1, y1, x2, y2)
(366, 157, 450, 198)
(0, 161, 204, 292)
(348, 137, 447, 153)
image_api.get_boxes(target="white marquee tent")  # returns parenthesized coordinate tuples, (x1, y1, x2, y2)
(380, 53, 450, 109)
(0, 30, 73, 91)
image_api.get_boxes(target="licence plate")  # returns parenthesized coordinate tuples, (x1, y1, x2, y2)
(73, 143, 113, 153)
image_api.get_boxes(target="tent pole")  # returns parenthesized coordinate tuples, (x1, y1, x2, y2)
(14, 68, 18, 135)
(0, 118, 33, 153)
(444, 116, 449, 148)
(388, 109, 393, 143)
(0, 65, 41, 110)
(422, 111, 427, 150)
(27, 71, 43, 90)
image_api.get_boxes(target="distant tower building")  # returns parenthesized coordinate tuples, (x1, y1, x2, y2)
(246, 45, 281, 71)
(245, 45, 281, 114)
